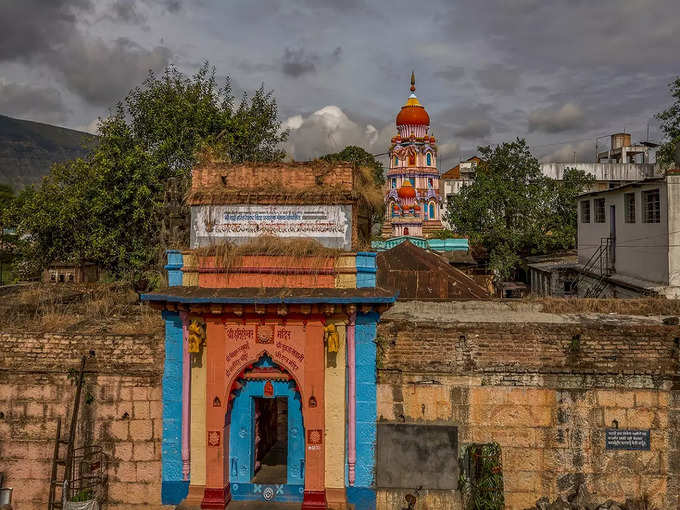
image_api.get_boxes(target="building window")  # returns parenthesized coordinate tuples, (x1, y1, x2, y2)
(428, 178, 433, 188)
(426, 153, 432, 166)
(391, 178, 397, 189)
(429, 202, 435, 219)
(394, 156, 398, 166)
(594, 198, 606, 223)
(642, 189, 660, 223)
(624, 193, 635, 223)
(409, 177, 415, 186)
(580, 200, 590, 223)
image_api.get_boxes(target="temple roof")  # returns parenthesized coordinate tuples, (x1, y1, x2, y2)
(141, 286, 398, 305)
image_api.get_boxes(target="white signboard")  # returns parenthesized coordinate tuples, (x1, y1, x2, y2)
(192, 205, 351, 247)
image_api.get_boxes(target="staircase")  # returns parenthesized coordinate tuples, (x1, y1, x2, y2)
(572, 237, 613, 297)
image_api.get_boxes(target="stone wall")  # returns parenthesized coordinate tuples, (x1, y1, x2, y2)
(376, 302, 680, 510)
(0, 332, 166, 510)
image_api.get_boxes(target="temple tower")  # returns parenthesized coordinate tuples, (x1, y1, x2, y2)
(382, 72, 443, 239)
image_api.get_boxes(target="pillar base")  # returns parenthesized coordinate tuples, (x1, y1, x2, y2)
(201, 486, 231, 509)
(302, 490, 328, 510)
(325, 488, 347, 509)
(179, 485, 205, 509)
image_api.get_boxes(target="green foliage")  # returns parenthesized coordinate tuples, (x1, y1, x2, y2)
(11, 63, 288, 282)
(445, 139, 594, 279)
(459, 442, 504, 510)
(656, 76, 680, 167)
(0, 184, 19, 284)
(71, 488, 94, 502)
(428, 228, 460, 239)
(321, 145, 385, 185)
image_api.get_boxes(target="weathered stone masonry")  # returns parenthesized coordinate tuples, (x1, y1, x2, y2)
(376, 303, 680, 510)
(0, 332, 166, 510)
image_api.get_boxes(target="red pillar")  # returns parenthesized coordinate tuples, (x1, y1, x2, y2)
(202, 317, 230, 509)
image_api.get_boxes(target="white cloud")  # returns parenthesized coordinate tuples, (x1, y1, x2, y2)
(284, 105, 393, 160)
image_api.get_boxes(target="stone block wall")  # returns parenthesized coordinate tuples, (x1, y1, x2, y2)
(376, 316, 680, 510)
(0, 332, 166, 510)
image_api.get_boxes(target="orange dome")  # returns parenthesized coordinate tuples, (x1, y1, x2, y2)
(397, 180, 417, 199)
(396, 72, 430, 126)
(396, 104, 430, 126)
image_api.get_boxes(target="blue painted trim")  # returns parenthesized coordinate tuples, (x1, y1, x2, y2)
(161, 311, 185, 505)
(347, 487, 376, 510)
(356, 252, 377, 289)
(229, 378, 304, 486)
(141, 294, 397, 305)
(161, 480, 189, 505)
(370, 236, 469, 252)
(231, 483, 304, 502)
(164, 250, 183, 287)
(354, 312, 378, 489)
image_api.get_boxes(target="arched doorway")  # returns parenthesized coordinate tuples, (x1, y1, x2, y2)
(226, 355, 305, 502)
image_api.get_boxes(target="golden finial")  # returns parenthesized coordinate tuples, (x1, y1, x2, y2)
(410, 71, 416, 92)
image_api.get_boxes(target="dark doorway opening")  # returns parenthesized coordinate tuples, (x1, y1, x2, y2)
(252, 396, 288, 484)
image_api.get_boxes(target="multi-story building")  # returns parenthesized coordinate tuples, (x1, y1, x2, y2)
(380, 73, 444, 239)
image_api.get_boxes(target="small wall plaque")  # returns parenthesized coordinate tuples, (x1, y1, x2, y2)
(605, 428, 650, 450)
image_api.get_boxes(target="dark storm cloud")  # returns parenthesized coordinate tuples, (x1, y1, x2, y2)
(56, 38, 172, 106)
(110, 0, 146, 24)
(281, 47, 342, 78)
(0, 0, 92, 61)
(475, 64, 520, 93)
(434, 66, 465, 82)
(162, 0, 181, 13)
(528, 103, 585, 133)
(0, 81, 67, 123)
(455, 119, 491, 139)
(0, 0, 172, 107)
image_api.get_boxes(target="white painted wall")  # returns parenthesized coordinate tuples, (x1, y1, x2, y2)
(577, 180, 669, 284)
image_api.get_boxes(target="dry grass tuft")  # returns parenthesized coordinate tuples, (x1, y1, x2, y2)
(536, 296, 680, 316)
(193, 235, 344, 270)
(0, 283, 163, 335)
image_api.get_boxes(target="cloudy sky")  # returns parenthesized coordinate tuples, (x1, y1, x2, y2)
(1, 0, 678, 170)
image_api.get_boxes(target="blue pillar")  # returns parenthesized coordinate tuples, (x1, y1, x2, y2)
(165, 250, 183, 287)
(347, 311, 379, 510)
(161, 311, 188, 503)
(356, 252, 377, 288)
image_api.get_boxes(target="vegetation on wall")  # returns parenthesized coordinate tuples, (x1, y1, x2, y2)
(9, 63, 288, 283)
(459, 442, 504, 510)
(656, 76, 680, 168)
(445, 139, 594, 279)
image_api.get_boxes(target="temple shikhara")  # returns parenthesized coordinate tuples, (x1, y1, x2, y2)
(382, 73, 443, 239)
(142, 162, 396, 510)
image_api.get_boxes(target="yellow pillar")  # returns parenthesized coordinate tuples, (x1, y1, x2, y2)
(325, 321, 347, 507)
(186, 342, 207, 504)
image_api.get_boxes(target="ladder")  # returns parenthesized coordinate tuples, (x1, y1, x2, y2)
(48, 356, 87, 510)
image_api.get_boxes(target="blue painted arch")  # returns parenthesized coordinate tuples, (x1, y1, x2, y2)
(227, 356, 305, 501)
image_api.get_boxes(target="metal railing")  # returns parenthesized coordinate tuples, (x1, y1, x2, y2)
(571, 237, 613, 296)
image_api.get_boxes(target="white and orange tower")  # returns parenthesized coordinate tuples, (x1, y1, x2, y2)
(382, 72, 443, 239)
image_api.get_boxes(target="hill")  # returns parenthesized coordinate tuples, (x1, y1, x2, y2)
(0, 114, 95, 189)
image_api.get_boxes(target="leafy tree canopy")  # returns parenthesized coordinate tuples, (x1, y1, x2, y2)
(12, 63, 288, 281)
(656, 76, 680, 167)
(321, 145, 385, 186)
(445, 139, 593, 279)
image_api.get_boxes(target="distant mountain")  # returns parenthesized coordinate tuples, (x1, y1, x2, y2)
(0, 114, 95, 189)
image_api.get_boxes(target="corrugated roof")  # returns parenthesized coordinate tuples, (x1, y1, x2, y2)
(376, 241, 489, 299)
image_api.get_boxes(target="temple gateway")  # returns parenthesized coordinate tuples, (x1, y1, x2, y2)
(142, 162, 396, 509)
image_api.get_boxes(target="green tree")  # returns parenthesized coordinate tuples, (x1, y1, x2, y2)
(0, 183, 16, 284)
(656, 76, 680, 167)
(445, 139, 593, 279)
(13, 63, 288, 281)
(321, 145, 385, 186)
(321, 146, 385, 234)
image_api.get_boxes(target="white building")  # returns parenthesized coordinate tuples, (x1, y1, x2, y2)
(575, 171, 680, 297)
(440, 156, 481, 227)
